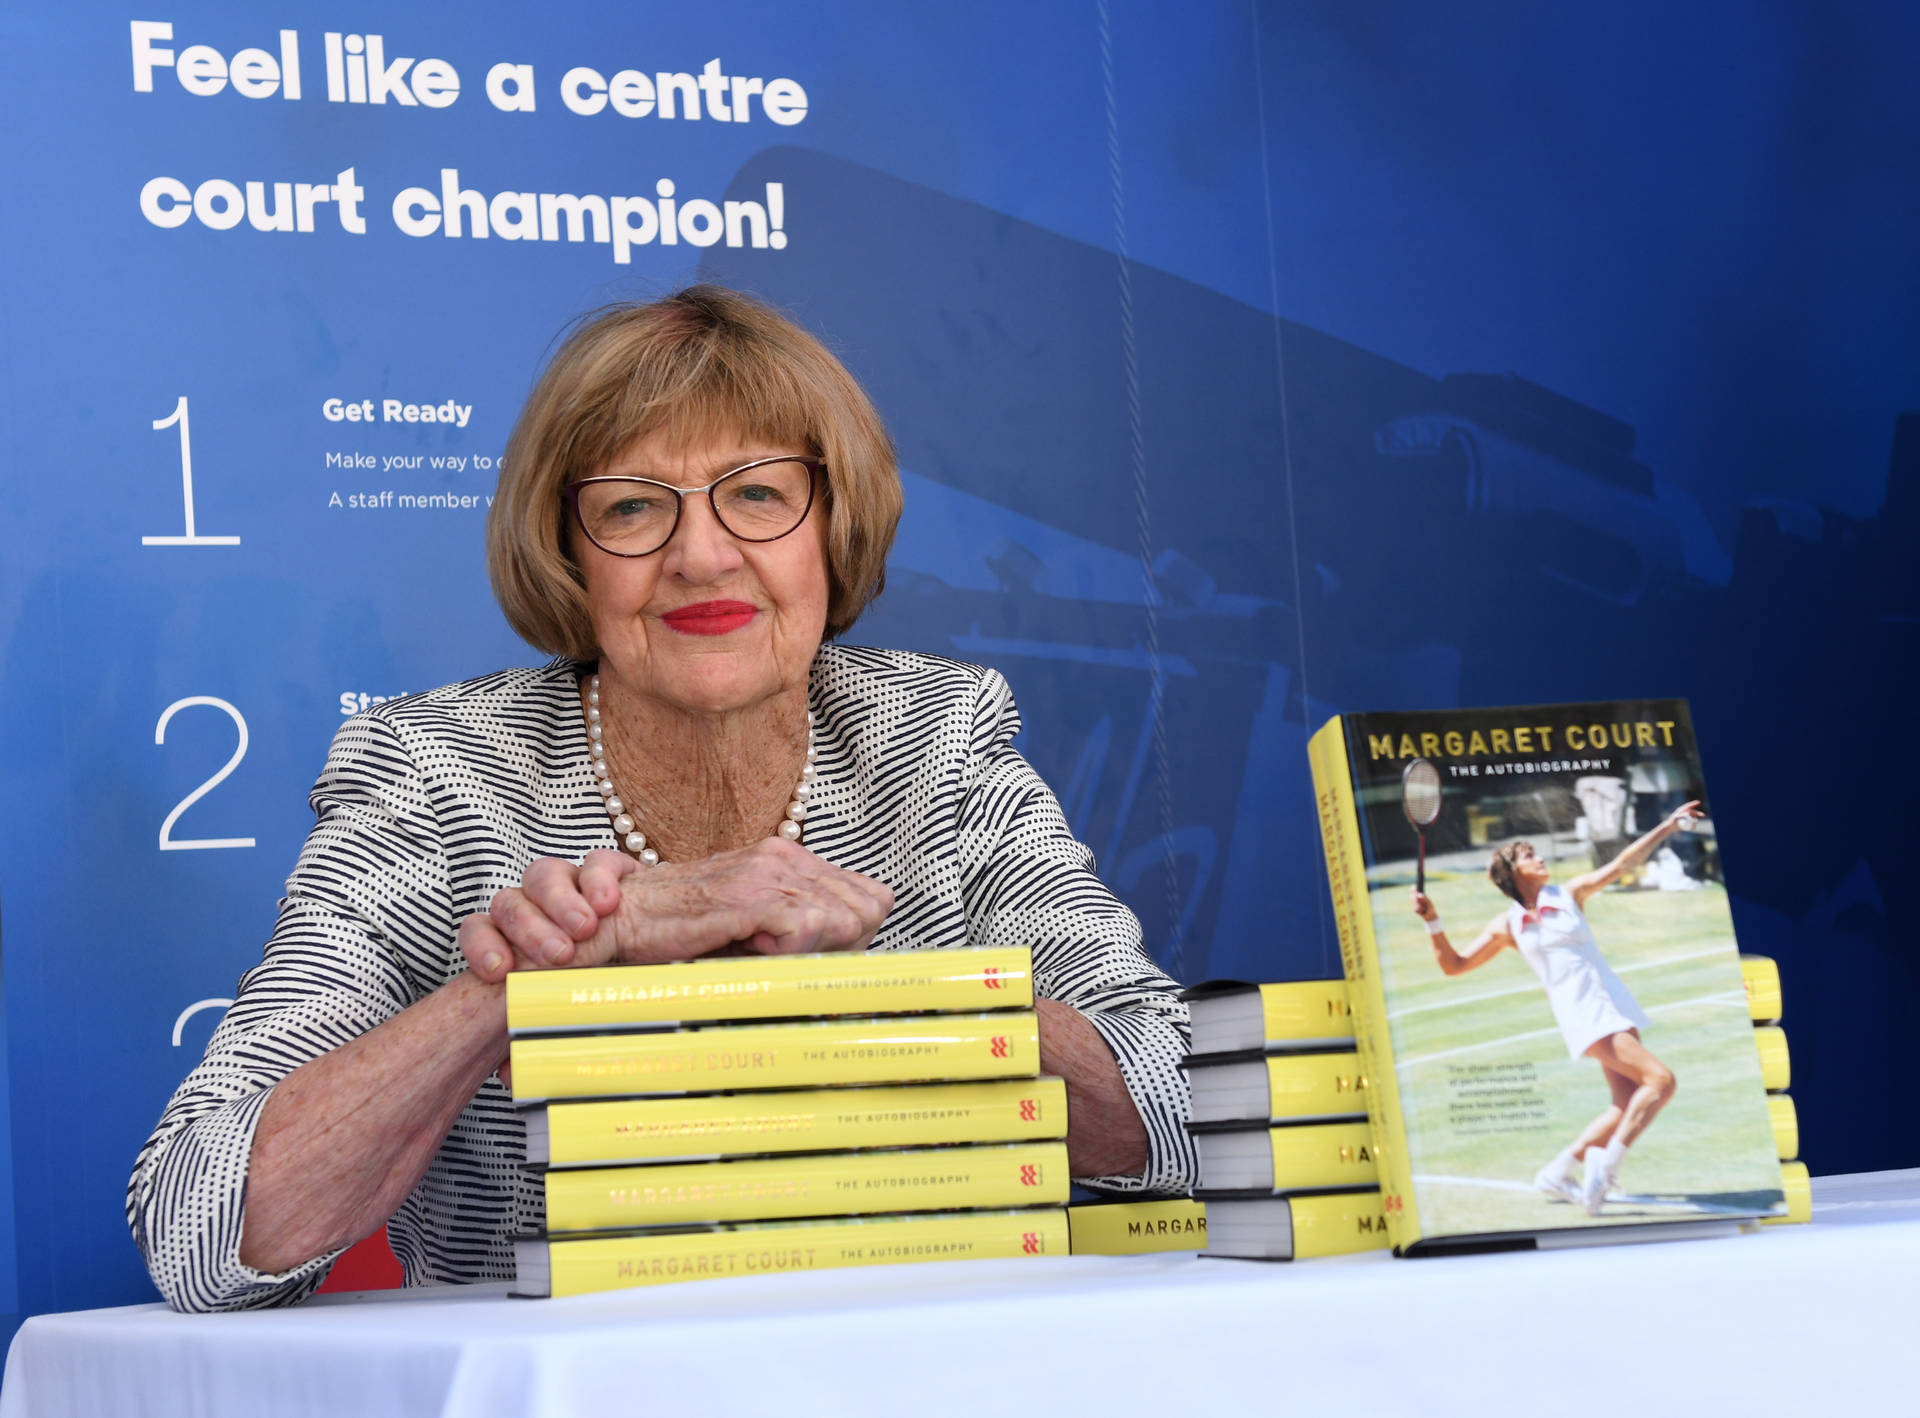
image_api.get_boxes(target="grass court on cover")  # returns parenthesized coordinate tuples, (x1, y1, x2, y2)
(1368, 861, 1783, 1237)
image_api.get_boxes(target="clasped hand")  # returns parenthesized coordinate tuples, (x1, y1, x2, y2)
(461, 838, 893, 986)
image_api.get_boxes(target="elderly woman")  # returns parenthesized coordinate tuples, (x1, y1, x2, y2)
(128, 286, 1196, 1312)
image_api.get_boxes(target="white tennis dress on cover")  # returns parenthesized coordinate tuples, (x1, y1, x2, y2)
(1507, 884, 1650, 1058)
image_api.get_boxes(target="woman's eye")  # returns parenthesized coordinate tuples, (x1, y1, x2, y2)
(608, 495, 665, 518)
(729, 482, 785, 504)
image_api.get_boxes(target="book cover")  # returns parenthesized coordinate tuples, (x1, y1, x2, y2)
(507, 946, 1034, 1034)
(1310, 699, 1785, 1252)
(526, 1077, 1067, 1167)
(1066, 1198, 1208, 1255)
(514, 1208, 1070, 1298)
(543, 1140, 1069, 1231)
(510, 1011, 1039, 1101)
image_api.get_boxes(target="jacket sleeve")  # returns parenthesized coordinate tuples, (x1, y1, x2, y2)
(954, 669, 1197, 1195)
(126, 711, 453, 1312)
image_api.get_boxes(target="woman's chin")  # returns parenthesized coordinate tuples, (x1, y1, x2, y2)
(651, 666, 791, 718)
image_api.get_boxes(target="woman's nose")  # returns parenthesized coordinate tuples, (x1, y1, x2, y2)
(660, 493, 744, 581)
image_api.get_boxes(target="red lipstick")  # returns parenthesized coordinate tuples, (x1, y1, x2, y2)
(661, 600, 757, 635)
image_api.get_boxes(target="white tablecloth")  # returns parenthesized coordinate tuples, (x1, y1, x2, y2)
(6, 1170, 1916, 1418)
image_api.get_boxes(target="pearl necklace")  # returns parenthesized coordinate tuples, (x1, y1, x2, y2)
(585, 674, 816, 865)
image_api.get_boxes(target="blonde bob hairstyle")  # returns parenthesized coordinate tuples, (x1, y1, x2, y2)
(487, 285, 902, 660)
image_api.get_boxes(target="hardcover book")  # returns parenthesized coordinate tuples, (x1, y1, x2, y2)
(1756, 1026, 1790, 1091)
(513, 1208, 1070, 1298)
(1192, 1118, 1379, 1194)
(507, 946, 1034, 1035)
(1184, 1050, 1368, 1126)
(524, 1077, 1067, 1167)
(1201, 1190, 1392, 1261)
(1309, 699, 1786, 1253)
(543, 1140, 1069, 1231)
(1066, 1198, 1209, 1255)
(509, 1011, 1039, 1101)
(1181, 979, 1353, 1057)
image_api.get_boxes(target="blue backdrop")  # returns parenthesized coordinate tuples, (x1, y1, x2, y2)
(1, 0, 1915, 1337)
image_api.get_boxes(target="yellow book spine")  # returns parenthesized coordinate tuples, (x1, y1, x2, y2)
(1268, 1119, 1380, 1190)
(1769, 1093, 1799, 1162)
(1067, 1199, 1208, 1255)
(1762, 1160, 1811, 1226)
(544, 1140, 1069, 1231)
(530, 1208, 1070, 1297)
(1309, 716, 1420, 1249)
(1263, 1052, 1369, 1120)
(1755, 1025, 1791, 1092)
(1287, 1190, 1394, 1259)
(541, 1077, 1068, 1166)
(508, 945, 1034, 1032)
(511, 1010, 1040, 1101)
(1741, 955, 1782, 1023)
(1258, 981, 1355, 1046)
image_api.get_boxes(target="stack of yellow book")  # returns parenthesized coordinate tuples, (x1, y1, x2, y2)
(1744, 955, 1812, 1225)
(506, 946, 1072, 1297)
(1179, 979, 1391, 1260)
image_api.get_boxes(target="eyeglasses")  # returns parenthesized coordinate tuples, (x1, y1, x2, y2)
(563, 456, 825, 558)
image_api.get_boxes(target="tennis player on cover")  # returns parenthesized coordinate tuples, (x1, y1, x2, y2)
(1410, 801, 1704, 1214)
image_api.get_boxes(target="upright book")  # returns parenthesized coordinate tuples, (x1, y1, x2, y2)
(1309, 699, 1786, 1253)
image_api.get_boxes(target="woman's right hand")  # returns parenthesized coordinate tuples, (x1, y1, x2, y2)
(460, 838, 893, 985)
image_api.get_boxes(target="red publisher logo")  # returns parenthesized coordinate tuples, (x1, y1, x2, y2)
(1019, 1099, 1039, 1121)
(1020, 1164, 1042, 1187)
(1021, 1231, 1043, 1254)
(990, 1036, 1009, 1058)
(983, 967, 1003, 989)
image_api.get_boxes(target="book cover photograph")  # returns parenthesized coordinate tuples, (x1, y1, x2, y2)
(1311, 699, 1785, 1247)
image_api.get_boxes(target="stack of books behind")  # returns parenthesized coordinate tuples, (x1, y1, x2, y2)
(1180, 978, 1393, 1261)
(507, 946, 1071, 1298)
(1744, 954, 1812, 1225)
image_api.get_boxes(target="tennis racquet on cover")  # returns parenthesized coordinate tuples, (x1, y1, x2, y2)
(1402, 758, 1443, 894)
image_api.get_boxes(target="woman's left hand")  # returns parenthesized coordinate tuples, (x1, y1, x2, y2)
(460, 849, 637, 982)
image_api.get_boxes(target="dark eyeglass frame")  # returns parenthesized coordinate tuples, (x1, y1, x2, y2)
(561, 455, 826, 558)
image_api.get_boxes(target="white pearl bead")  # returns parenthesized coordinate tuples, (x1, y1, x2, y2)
(589, 690, 600, 706)
(787, 801, 807, 822)
(588, 706, 600, 722)
(778, 818, 802, 840)
(589, 722, 603, 740)
(591, 741, 605, 758)
(597, 779, 615, 797)
(793, 781, 812, 800)
(605, 796, 624, 816)
(625, 831, 646, 852)
(593, 759, 611, 778)
(613, 813, 635, 835)
(640, 847, 660, 865)
(806, 743, 818, 762)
